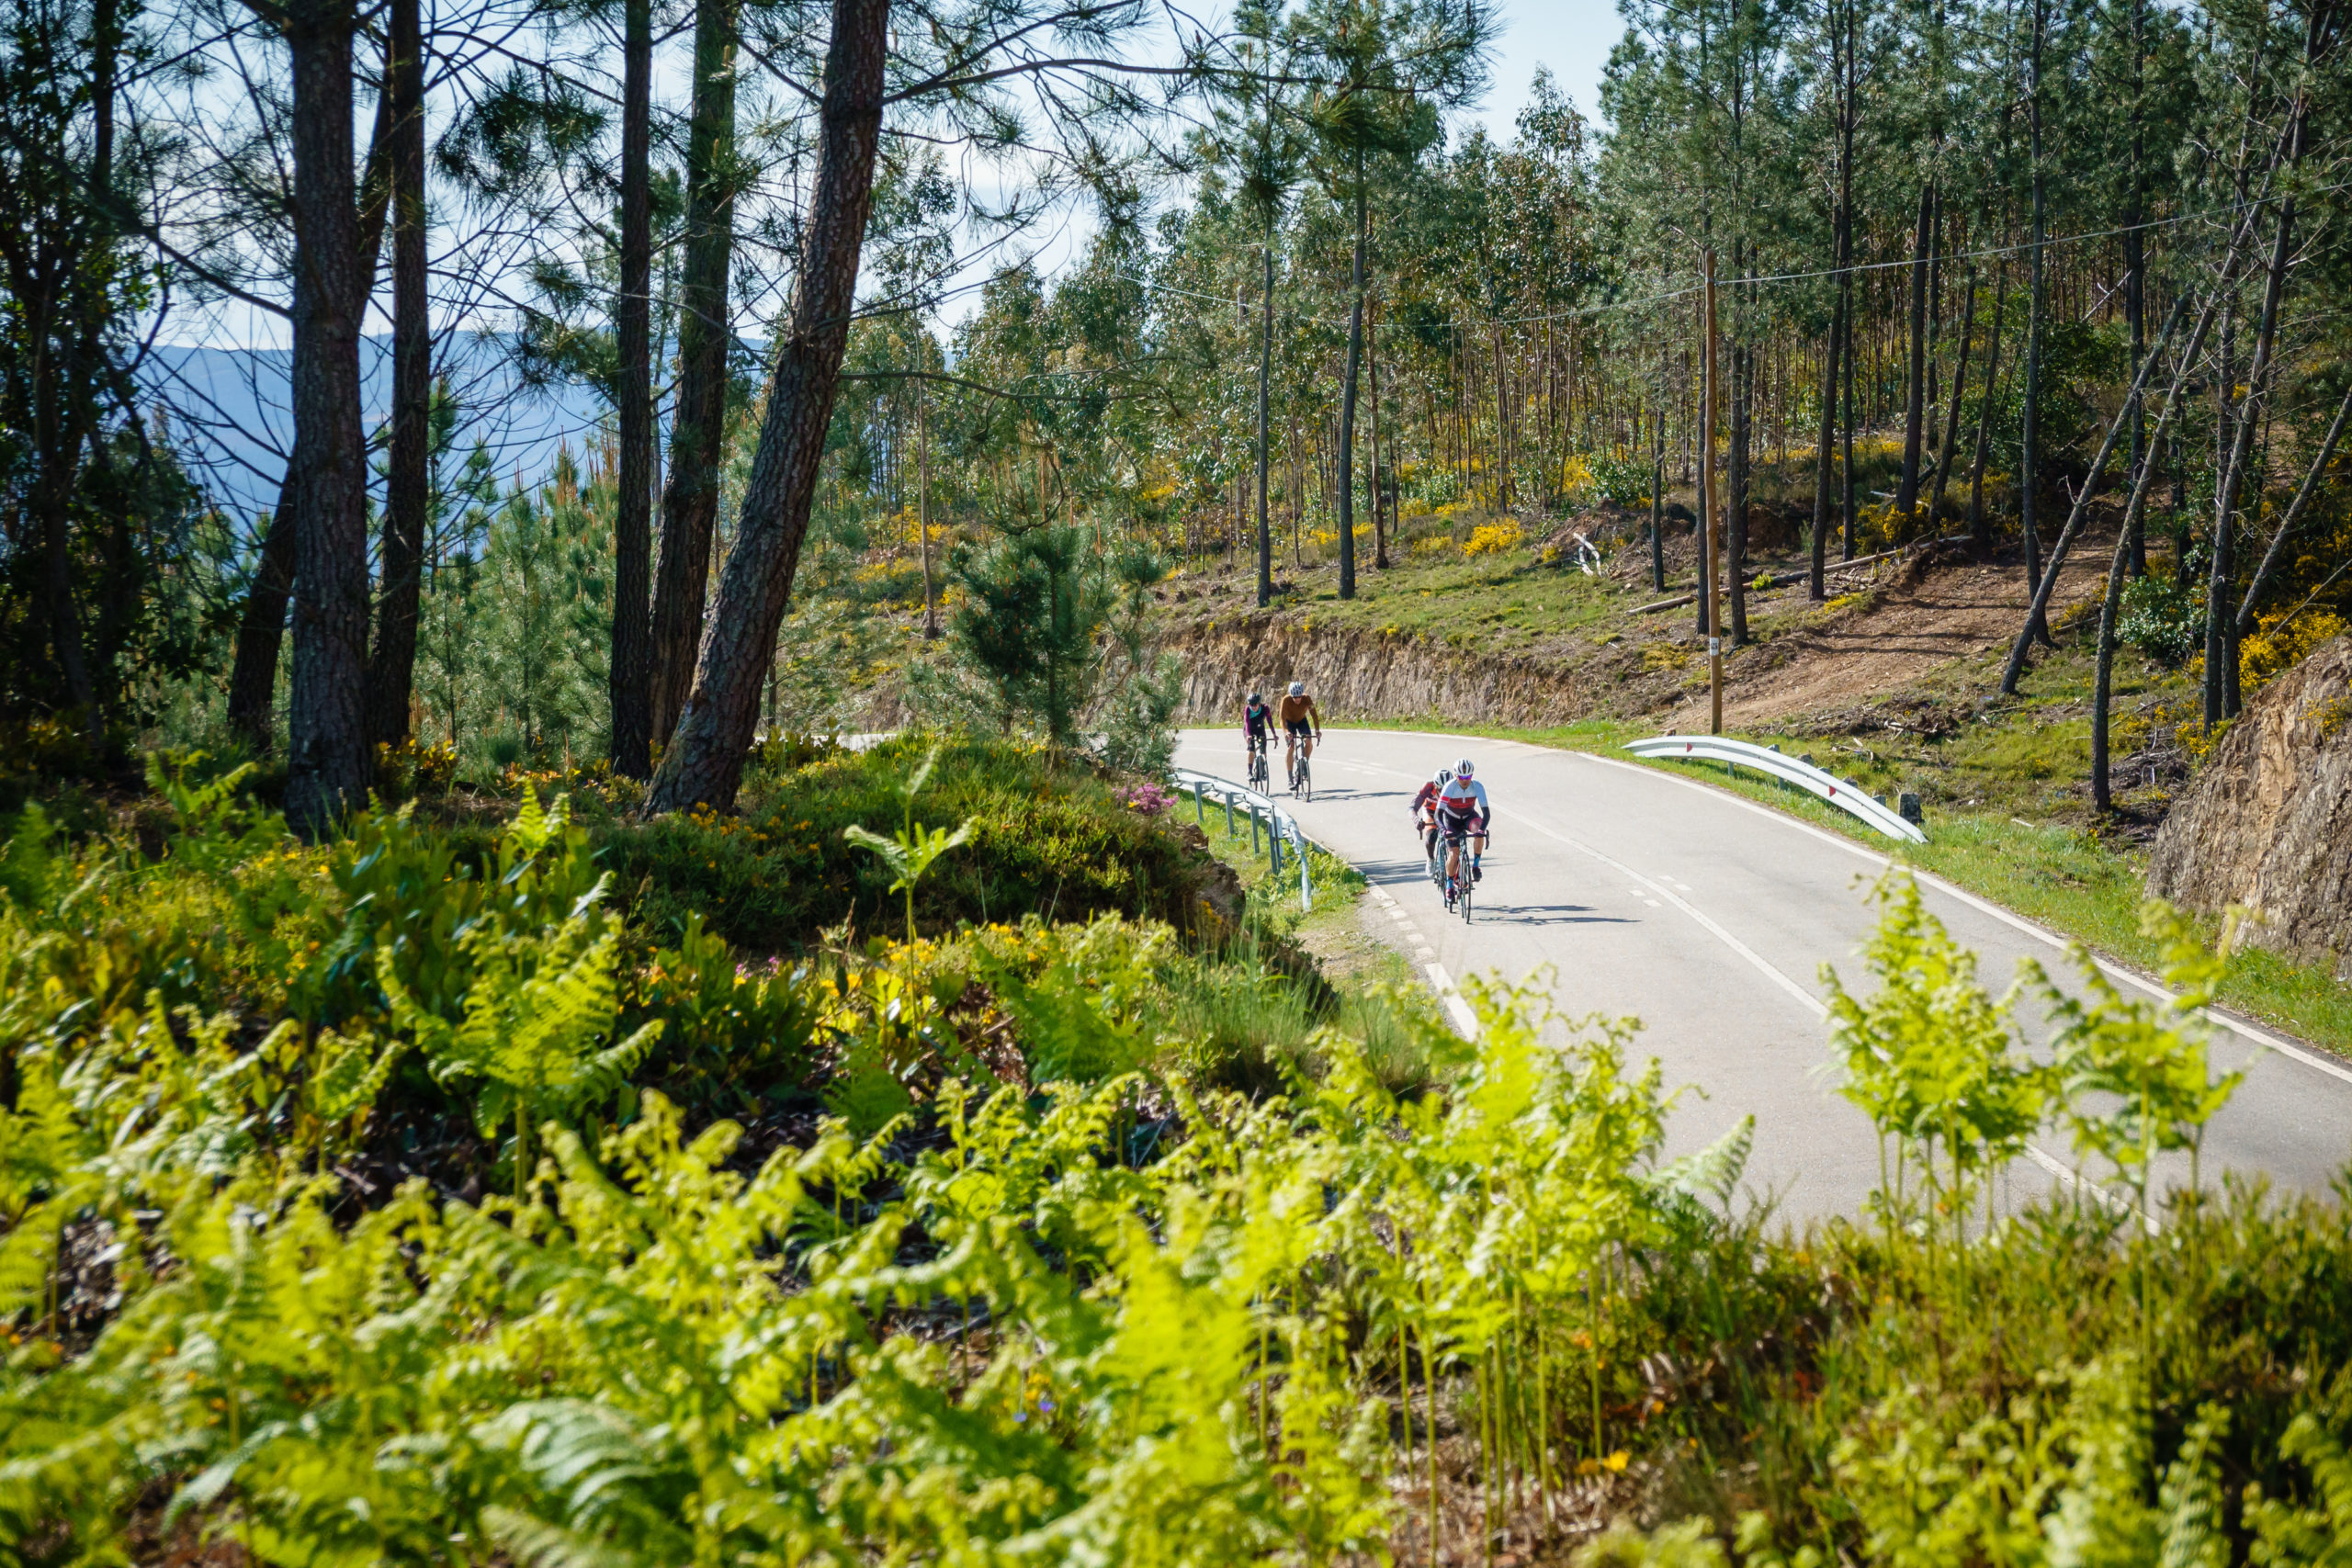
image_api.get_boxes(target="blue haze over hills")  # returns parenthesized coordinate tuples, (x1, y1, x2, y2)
(151, 333, 617, 533)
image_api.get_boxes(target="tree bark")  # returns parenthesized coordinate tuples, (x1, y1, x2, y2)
(649, 0, 741, 756)
(1967, 255, 2007, 553)
(917, 378, 938, 636)
(283, 0, 372, 838)
(1929, 264, 1974, 520)
(645, 0, 890, 814)
(607, 0, 657, 773)
(364, 0, 428, 750)
(1256, 215, 1274, 606)
(1337, 144, 1364, 599)
(1809, 293, 1841, 599)
(1727, 332, 1749, 645)
(2021, 0, 2048, 633)
(1370, 288, 1389, 569)
(1896, 181, 1934, 513)
(227, 62, 396, 755)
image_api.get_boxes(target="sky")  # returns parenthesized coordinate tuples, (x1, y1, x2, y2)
(1474, 0, 1623, 143)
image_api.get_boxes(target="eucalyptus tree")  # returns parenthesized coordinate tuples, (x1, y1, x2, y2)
(1297, 0, 1483, 598)
(1204, 0, 1308, 607)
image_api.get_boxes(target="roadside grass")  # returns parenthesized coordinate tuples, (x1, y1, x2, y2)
(1170, 777, 1435, 1092)
(1345, 712, 2352, 1059)
(1174, 542, 1628, 646)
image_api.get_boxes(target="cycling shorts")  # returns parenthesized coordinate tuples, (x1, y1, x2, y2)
(1284, 718, 1315, 739)
(1436, 805, 1482, 841)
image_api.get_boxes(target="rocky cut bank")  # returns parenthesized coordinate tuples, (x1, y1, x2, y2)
(2150, 635, 2352, 980)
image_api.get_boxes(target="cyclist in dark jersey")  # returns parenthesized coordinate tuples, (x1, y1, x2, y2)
(1241, 692, 1273, 778)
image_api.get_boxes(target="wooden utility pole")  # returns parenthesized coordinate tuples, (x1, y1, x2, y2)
(1704, 250, 1724, 734)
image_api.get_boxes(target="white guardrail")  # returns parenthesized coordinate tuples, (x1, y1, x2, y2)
(1170, 766, 1318, 909)
(1623, 734, 1928, 845)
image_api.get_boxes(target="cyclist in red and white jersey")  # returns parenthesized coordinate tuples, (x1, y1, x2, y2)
(1427, 759, 1489, 887)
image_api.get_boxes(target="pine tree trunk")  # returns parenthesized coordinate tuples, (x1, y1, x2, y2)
(644, 0, 890, 814)
(365, 0, 428, 751)
(649, 0, 741, 757)
(1727, 333, 1749, 646)
(1928, 266, 1974, 520)
(608, 0, 656, 773)
(1896, 181, 1934, 513)
(227, 73, 394, 756)
(1257, 218, 1273, 607)
(1370, 288, 1389, 570)
(1810, 295, 1840, 599)
(1967, 257, 2006, 551)
(283, 0, 372, 839)
(2021, 0, 2047, 631)
(1337, 147, 1364, 600)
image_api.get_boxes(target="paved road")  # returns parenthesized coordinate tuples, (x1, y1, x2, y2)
(1175, 727, 2352, 1220)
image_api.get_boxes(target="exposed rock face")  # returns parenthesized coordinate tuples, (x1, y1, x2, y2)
(2148, 635, 2352, 978)
(1170, 615, 1605, 728)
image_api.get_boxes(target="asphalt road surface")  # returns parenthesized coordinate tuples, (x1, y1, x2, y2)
(1174, 726, 2352, 1221)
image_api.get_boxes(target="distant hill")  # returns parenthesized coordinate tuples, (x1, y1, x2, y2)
(149, 333, 617, 529)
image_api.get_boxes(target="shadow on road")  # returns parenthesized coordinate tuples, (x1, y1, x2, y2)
(1471, 903, 1635, 927)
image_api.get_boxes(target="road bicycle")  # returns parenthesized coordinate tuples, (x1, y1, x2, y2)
(1443, 850, 1474, 923)
(1288, 740, 1315, 801)
(1440, 826, 1484, 924)
(1246, 735, 1271, 792)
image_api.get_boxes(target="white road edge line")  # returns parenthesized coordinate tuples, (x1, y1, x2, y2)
(1424, 961, 1481, 1040)
(1575, 750, 2352, 1089)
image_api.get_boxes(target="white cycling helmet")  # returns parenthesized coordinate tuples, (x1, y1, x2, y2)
(1455, 758, 1476, 777)
(1288, 681, 1306, 697)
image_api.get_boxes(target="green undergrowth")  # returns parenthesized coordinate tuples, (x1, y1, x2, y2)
(9, 754, 2352, 1563)
(600, 737, 1224, 951)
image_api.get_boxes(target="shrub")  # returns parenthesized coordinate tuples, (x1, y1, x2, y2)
(1464, 521, 1525, 557)
(2120, 574, 2205, 666)
(1589, 451, 1654, 507)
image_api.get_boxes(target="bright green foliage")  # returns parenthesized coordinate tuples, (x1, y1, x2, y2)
(1824, 873, 2044, 1245)
(2039, 901, 2245, 1208)
(7, 780, 2352, 1566)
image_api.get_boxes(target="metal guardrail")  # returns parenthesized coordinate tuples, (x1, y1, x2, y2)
(1170, 766, 1317, 909)
(1623, 734, 1928, 844)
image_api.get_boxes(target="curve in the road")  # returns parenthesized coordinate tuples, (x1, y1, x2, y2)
(1174, 727, 2352, 1221)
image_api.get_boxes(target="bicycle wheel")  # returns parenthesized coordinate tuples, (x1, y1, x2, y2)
(1459, 878, 1473, 924)
(1298, 758, 1312, 801)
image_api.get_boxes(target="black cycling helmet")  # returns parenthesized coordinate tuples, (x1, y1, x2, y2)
(1248, 692, 1263, 704)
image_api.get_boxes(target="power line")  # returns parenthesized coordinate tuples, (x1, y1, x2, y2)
(1116, 175, 2351, 338)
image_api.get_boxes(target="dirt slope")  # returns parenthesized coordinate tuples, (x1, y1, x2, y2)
(1719, 536, 2116, 728)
